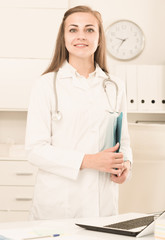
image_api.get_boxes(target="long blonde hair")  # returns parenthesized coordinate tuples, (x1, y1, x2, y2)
(43, 5, 108, 74)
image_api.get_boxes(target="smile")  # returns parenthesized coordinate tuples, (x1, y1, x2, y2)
(74, 44, 88, 47)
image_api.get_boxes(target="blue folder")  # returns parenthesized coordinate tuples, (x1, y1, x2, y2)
(116, 112, 123, 153)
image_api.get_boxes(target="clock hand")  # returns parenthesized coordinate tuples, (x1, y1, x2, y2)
(117, 38, 128, 49)
(116, 37, 128, 41)
(116, 37, 125, 41)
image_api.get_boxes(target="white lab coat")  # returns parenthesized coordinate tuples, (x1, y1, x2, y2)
(25, 61, 132, 220)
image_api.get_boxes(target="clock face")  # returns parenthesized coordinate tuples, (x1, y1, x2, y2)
(105, 20, 145, 60)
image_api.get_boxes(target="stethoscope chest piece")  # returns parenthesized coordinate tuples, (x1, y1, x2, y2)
(53, 111, 62, 121)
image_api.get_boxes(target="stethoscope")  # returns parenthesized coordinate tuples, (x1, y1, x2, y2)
(53, 71, 119, 121)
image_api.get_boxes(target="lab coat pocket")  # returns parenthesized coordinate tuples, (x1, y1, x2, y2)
(32, 171, 69, 219)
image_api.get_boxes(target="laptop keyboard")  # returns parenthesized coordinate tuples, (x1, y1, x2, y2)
(105, 215, 155, 230)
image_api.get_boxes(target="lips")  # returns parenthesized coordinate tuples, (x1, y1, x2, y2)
(74, 44, 88, 47)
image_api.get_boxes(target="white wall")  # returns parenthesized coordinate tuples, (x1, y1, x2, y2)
(69, 0, 165, 65)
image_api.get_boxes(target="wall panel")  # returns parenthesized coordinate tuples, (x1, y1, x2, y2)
(0, 0, 68, 9)
(0, 8, 66, 59)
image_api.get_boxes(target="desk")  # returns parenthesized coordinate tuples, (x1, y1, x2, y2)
(0, 213, 155, 240)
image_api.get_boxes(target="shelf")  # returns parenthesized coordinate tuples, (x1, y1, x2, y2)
(0, 157, 27, 161)
(0, 108, 28, 112)
(1, 109, 165, 113)
(128, 111, 165, 114)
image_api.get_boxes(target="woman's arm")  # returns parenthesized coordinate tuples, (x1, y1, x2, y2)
(81, 143, 124, 176)
(25, 76, 84, 180)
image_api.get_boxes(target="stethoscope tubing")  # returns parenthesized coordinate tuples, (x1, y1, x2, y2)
(53, 71, 62, 121)
(53, 71, 118, 121)
(103, 75, 118, 112)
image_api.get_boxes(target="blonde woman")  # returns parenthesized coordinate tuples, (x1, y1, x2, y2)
(25, 5, 132, 220)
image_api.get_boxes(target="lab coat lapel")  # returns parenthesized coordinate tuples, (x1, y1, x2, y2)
(105, 81, 117, 112)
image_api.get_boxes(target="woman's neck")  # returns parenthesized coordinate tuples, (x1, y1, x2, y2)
(68, 57, 95, 78)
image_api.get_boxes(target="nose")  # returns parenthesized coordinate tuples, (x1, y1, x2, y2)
(76, 30, 86, 40)
(77, 37, 86, 40)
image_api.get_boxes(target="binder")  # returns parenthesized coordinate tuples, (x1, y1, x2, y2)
(126, 65, 137, 112)
(116, 112, 123, 153)
(137, 65, 162, 112)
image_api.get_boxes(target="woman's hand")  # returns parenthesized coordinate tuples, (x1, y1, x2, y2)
(81, 143, 124, 176)
(110, 160, 131, 184)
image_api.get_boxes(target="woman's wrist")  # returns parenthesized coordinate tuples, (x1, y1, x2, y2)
(81, 154, 95, 169)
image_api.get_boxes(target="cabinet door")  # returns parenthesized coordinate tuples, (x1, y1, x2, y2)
(0, 211, 30, 222)
(119, 161, 165, 213)
(0, 186, 34, 211)
(0, 160, 37, 185)
(0, 8, 67, 59)
(0, 59, 48, 110)
(119, 123, 165, 213)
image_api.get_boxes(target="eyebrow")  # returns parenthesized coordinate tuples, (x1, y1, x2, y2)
(68, 24, 96, 28)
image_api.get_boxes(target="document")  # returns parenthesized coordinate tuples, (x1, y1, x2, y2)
(0, 228, 60, 240)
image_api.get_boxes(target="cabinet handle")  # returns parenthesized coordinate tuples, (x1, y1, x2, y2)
(135, 120, 165, 124)
(16, 173, 33, 176)
(15, 198, 32, 201)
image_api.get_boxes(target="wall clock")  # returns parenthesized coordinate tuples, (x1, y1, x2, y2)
(105, 20, 145, 60)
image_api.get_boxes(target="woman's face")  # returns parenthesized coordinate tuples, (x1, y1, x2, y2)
(64, 12, 99, 62)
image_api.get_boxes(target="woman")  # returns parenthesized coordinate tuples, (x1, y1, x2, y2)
(25, 5, 132, 220)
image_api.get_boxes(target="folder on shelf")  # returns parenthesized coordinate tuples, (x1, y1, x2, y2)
(126, 65, 138, 112)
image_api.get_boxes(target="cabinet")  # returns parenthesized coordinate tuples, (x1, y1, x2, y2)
(119, 114, 165, 214)
(0, 157, 37, 222)
(0, 111, 38, 222)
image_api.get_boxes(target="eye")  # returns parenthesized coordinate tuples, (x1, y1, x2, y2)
(86, 28, 94, 33)
(69, 28, 77, 33)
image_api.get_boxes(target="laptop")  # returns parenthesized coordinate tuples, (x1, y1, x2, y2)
(76, 211, 165, 237)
